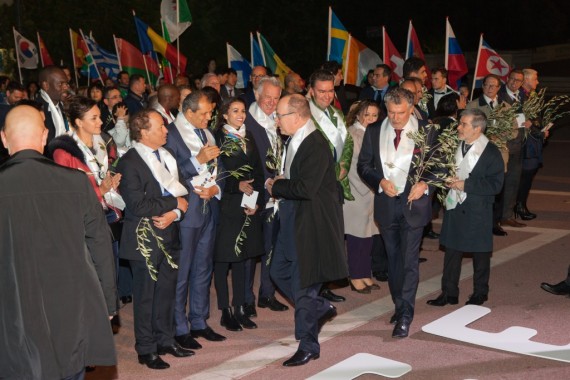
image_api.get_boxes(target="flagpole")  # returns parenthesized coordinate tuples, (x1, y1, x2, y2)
(37, 32, 44, 68)
(381, 26, 386, 64)
(406, 20, 412, 60)
(12, 27, 23, 83)
(69, 29, 79, 89)
(113, 35, 122, 70)
(250, 32, 254, 66)
(256, 32, 267, 67)
(176, 0, 181, 72)
(344, 34, 351, 85)
(327, 7, 332, 60)
(471, 34, 484, 102)
(160, 18, 174, 84)
(80, 29, 103, 84)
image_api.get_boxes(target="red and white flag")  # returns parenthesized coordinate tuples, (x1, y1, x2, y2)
(472, 34, 511, 89)
(382, 26, 404, 82)
(13, 28, 38, 69)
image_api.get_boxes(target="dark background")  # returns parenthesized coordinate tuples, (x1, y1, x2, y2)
(1, 0, 569, 80)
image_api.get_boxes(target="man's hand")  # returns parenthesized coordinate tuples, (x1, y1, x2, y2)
(152, 211, 177, 229)
(447, 180, 465, 192)
(244, 205, 258, 216)
(380, 178, 398, 197)
(194, 185, 219, 200)
(239, 179, 254, 195)
(196, 144, 220, 164)
(176, 196, 188, 213)
(408, 181, 428, 202)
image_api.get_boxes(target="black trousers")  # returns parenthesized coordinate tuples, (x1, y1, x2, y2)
(371, 234, 388, 275)
(441, 248, 491, 298)
(214, 261, 245, 309)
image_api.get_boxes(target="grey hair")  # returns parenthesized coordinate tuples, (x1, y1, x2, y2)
(461, 108, 487, 133)
(256, 76, 282, 93)
(285, 94, 311, 119)
(182, 90, 207, 113)
(200, 73, 217, 88)
(384, 87, 414, 108)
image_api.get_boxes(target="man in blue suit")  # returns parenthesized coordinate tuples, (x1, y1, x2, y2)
(165, 90, 227, 349)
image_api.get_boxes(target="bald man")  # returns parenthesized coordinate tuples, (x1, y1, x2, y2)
(0, 105, 117, 379)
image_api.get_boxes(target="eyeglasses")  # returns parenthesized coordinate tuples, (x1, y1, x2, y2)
(106, 95, 122, 100)
(275, 111, 296, 119)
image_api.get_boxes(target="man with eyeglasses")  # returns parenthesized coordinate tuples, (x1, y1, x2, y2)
(241, 66, 268, 108)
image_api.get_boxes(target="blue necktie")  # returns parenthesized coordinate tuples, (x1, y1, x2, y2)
(195, 128, 207, 144)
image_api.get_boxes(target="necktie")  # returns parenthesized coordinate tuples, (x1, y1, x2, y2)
(489, 100, 495, 109)
(374, 89, 380, 101)
(195, 128, 207, 144)
(229, 88, 233, 97)
(153, 149, 161, 162)
(394, 129, 403, 150)
(462, 142, 472, 156)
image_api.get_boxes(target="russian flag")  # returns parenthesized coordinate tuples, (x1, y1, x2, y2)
(227, 43, 251, 89)
(344, 34, 382, 86)
(445, 18, 468, 90)
(472, 35, 511, 89)
(406, 20, 431, 88)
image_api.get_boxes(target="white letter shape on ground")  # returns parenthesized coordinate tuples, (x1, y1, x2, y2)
(307, 353, 412, 379)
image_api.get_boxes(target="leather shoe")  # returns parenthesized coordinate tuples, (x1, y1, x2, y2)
(257, 296, 289, 311)
(373, 271, 388, 282)
(157, 343, 194, 357)
(320, 289, 345, 302)
(191, 326, 226, 341)
(389, 313, 399, 325)
(427, 293, 459, 306)
(493, 225, 508, 236)
(138, 353, 170, 369)
(350, 282, 371, 294)
(283, 349, 320, 366)
(175, 333, 202, 350)
(425, 230, 440, 239)
(120, 295, 132, 305)
(501, 218, 526, 228)
(235, 305, 258, 329)
(220, 307, 242, 331)
(465, 294, 488, 305)
(541, 281, 570, 296)
(318, 304, 337, 332)
(392, 319, 411, 338)
(243, 303, 257, 317)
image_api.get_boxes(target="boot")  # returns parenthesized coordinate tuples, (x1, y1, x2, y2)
(220, 307, 242, 331)
(234, 305, 258, 329)
(514, 202, 536, 221)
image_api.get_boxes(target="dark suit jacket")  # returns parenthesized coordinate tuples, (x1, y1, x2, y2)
(272, 128, 348, 288)
(245, 111, 274, 204)
(498, 86, 525, 154)
(117, 148, 182, 261)
(124, 91, 147, 115)
(239, 85, 256, 108)
(440, 142, 504, 252)
(357, 118, 436, 229)
(164, 122, 222, 228)
(358, 85, 391, 118)
(38, 95, 65, 145)
(220, 85, 244, 102)
(0, 103, 11, 161)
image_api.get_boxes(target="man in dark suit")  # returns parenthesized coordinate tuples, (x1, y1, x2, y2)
(38, 66, 70, 144)
(117, 109, 193, 369)
(357, 87, 436, 338)
(165, 91, 228, 349)
(428, 109, 504, 306)
(0, 105, 117, 379)
(321, 61, 349, 114)
(123, 74, 148, 115)
(244, 76, 289, 316)
(267, 94, 347, 366)
(220, 68, 244, 102)
(427, 67, 456, 119)
(240, 66, 267, 108)
(359, 64, 392, 117)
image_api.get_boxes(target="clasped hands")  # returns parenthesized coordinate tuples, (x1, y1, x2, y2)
(380, 178, 428, 201)
(446, 177, 465, 191)
(152, 196, 188, 230)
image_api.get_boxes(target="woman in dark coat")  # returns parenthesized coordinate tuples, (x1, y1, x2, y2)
(213, 97, 265, 331)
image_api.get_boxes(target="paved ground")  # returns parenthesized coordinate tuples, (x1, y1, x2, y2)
(87, 122, 570, 380)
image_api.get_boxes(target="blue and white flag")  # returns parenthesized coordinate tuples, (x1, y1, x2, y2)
(250, 32, 265, 67)
(81, 31, 120, 81)
(227, 43, 251, 89)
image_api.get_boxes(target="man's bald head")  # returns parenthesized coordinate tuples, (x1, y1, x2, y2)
(1, 105, 48, 155)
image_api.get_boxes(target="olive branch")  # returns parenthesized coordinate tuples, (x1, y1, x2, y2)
(234, 214, 251, 257)
(135, 217, 178, 281)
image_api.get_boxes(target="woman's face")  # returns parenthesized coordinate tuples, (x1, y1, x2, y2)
(89, 87, 103, 102)
(357, 105, 380, 128)
(76, 105, 102, 136)
(224, 101, 246, 129)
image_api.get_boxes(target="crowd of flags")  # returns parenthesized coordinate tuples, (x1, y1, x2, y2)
(11, 3, 513, 94)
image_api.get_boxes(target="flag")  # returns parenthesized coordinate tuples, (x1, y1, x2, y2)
(115, 37, 159, 85)
(344, 34, 382, 86)
(382, 26, 404, 82)
(406, 20, 431, 88)
(160, 0, 192, 42)
(472, 35, 511, 89)
(70, 28, 89, 69)
(134, 15, 187, 73)
(160, 19, 179, 85)
(37, 32, 54, 67)
(250, 32, 264, 67)
(13, 28, 38, 69)
(82, 32, 120, 81)
(257, 32, 292, 86)
(327, 7, 348, 67)
(445, 18, 468, 90)
(227, 43, 251, 89)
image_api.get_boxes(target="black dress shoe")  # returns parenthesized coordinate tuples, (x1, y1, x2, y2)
(157, 343, 194, 357)
(465, 294, 488, 305)
(493, 225, 508, 236)
(541, 281, 570, 295)
(373, 271, 388, 282)
(389, 313, 399, 325)
(283, 349, 320, 367)
(110, 314, 120, 335)
(120, 296, 132, 305)
(320, 289, 346, 302)
(191, 326, 227, 341)
(425, 230, 440, 239)
(220, 307, 243, 331)
(235, 305, 258, 329)
(392, 319, 411, 338)
(175, 333, 202, 350)
(243, 303, 257, 317)
(427, 293, 459, 307)
(317, 304, 337, 332)
(138, 353, 170, 369)
(257, 296, 289, 311)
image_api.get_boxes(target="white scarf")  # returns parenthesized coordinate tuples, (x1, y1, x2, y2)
(309, 101, 347, 163)
(283, 119, 317, 179)
(154, 103, 175, 124)
(71, 132, 126, 210)
(445, 134, 489, 210)
(40, 89, 66, 137)
(132, 141, 188, 197)
(379, 117, 418, 194)
(249, 102, 278, 151)
(173, 112, 217, 176)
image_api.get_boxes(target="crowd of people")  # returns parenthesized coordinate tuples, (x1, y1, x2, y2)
(0, 55, 553, 377)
